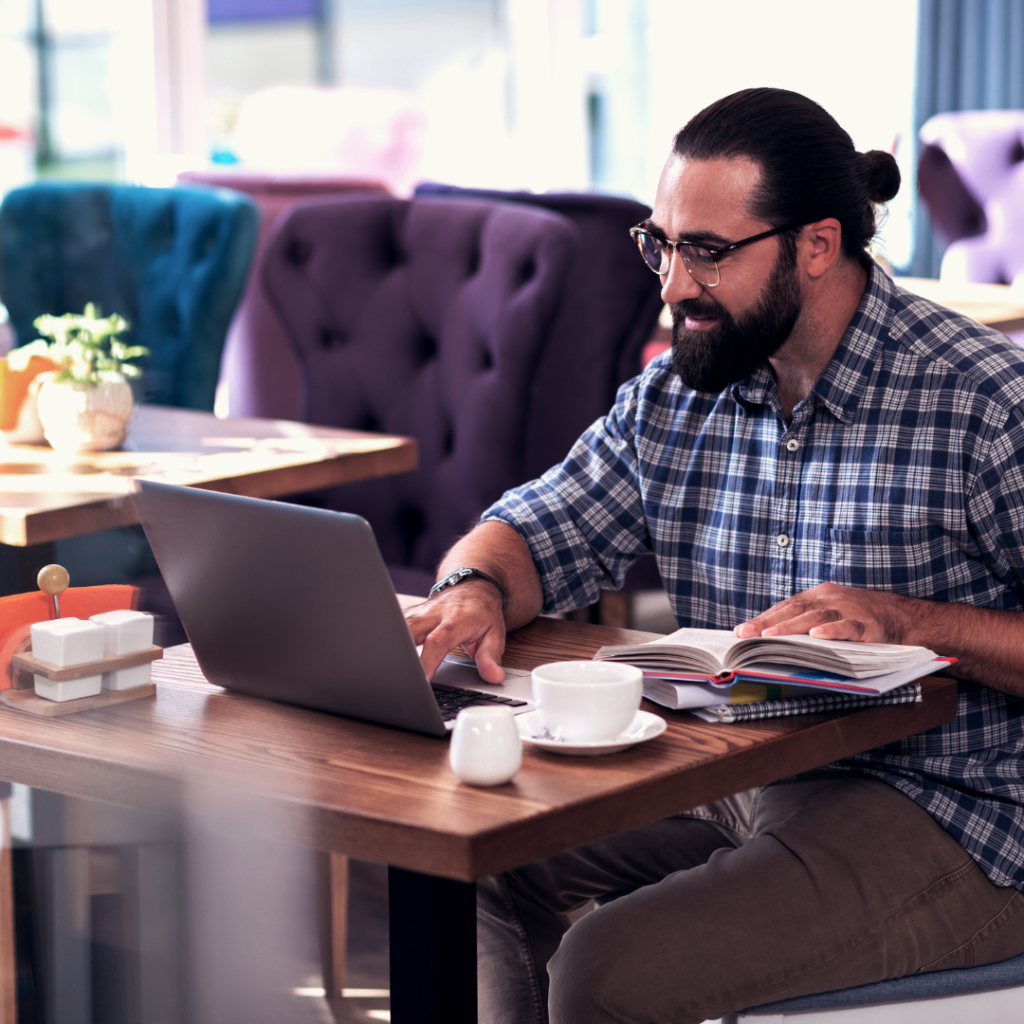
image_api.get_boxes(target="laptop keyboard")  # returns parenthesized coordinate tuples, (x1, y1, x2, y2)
(431, 684, 529, 722)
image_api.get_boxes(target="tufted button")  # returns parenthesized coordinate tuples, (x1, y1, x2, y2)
(784, 438, 799, 452)
(775, 533, 791, 548)
(420, 335, 437, 362)
(287, 238, 312, 265)
(319, 328, 346, 349)
(517, 259, 536, 288)
(481, 347, 493, 370)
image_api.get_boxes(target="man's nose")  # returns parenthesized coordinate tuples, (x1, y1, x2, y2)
(660, 254, 704, 305)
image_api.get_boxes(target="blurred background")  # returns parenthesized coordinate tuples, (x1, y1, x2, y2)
(0, 0, 923, 275)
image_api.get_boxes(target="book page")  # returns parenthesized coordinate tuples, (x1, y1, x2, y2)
(595, 626, 936, 679)
(654, 627, 744, 651)
(639, 628, 743, 673)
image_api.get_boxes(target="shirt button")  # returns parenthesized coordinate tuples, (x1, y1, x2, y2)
(775, 533, 791, 548)
(785, 438, 800, 452)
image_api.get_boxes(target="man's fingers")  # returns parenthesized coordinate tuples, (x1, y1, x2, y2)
(807, 619, 870, 641)
(418, 630, 452, 682)
(738, 585, 903, 644)
(404, 604, 443, 646)
(761, 606, 842, 636)
(735, 603, 802, 637)
(406, 593, 507, 682)
(465, 629, 506, 684)
(735, 618, 765, 638)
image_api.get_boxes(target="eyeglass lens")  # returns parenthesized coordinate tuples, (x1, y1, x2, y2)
(634, 231, 721, 287)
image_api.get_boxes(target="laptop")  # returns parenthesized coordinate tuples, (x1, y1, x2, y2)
(131, 480, 534, 737)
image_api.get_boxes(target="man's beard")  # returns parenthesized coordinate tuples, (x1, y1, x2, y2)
(670, 248, 802, 392)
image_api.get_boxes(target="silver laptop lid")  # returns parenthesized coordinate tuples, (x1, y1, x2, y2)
(132, 480, 449, 736)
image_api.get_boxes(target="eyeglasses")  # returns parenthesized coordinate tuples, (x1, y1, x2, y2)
(629, 222, 804, 288)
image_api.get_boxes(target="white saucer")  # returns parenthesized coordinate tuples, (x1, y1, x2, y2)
(517, 710, 667, 756)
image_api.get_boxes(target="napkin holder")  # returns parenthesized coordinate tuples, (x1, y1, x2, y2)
(2, 639, 162, 717)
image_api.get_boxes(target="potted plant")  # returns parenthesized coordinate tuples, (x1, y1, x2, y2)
(15, 304, 148, 452)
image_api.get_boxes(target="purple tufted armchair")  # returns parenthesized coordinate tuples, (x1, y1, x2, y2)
(176, 169, 389, 420)
(918, 110, 1024, 284)
(262, 193, 586, 596)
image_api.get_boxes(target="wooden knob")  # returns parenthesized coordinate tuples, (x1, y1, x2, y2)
(37, 564, 70, 597)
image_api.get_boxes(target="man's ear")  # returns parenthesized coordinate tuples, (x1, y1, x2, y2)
(801, 218, 843, 278)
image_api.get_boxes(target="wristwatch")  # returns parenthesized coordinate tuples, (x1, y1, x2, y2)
(428, 567, 506, 607)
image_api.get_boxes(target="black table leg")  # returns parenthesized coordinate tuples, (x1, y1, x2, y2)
(388, 867, 477, 1024)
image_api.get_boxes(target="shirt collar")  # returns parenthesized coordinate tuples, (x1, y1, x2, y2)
(734, 262, 893, 424)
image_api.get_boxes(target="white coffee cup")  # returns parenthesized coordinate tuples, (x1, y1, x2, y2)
(532, 661, 643, 742)
(449, 705, 523, 786)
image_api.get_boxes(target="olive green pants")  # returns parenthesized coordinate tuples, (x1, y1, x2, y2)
(477, 771, 1024, 1023)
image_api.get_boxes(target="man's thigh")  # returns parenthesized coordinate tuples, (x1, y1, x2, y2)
(548, 772, 1024, 1024)
(478, 791, 754, 1020)
(504, 787, 756, 918)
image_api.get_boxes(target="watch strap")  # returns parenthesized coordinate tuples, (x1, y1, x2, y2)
(428, 567, 507, 608)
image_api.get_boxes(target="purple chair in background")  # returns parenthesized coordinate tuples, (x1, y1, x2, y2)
(261, 192, 663, 601)
(413, 184, 665, 469)
(176, 169, 389, 420)
(411, 184, 667, 622)
(918, 110, 1024, 284)
(262, 194, 575, 597)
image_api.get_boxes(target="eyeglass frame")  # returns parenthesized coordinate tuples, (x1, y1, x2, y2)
(629, 221, 805, 287)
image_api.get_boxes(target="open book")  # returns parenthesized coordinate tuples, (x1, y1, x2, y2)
(595, 627, 943, 689)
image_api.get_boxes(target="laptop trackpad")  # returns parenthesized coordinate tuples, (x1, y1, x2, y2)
(434, 656, 535, 709)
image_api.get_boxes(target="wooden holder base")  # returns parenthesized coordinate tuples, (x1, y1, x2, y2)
(2, 638, 162, 716)
(1, 683, 157, 717)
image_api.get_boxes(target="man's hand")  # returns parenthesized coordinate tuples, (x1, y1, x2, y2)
(405, 520, 543, 681)
(405, 579, 507, 683)
(735, 582, 912, 644)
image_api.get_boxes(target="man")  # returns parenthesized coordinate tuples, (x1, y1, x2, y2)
(406, 88, 1024, 1023)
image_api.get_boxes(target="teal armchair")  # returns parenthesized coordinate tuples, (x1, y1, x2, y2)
(0, 183, 258, 410)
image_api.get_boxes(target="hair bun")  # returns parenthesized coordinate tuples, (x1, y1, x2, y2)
(862, 149, 901, 203)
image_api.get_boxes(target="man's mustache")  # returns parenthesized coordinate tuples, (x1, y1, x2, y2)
(671, 298, 724, 321)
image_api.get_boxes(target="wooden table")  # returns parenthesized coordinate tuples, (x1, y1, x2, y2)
(0, 404, 417, 548)
(0, 615, 958, 1023)
(898, 277, 1024, 333)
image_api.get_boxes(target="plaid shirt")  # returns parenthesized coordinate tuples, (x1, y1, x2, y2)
(484, 264, 1024, 890)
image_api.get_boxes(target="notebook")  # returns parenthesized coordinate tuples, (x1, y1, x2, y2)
(131, 480, 534, 737)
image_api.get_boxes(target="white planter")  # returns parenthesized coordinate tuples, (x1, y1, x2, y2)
(37, 377, 134, 452)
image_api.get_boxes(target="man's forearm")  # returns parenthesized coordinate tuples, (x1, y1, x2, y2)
(901, 598, 1024, 697)
(435, 520, 544, 632)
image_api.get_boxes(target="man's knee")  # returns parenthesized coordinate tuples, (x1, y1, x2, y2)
(545, 891, 718, 1024)
(547, 907, 627, 1023)
(547, 901, 704, 1024)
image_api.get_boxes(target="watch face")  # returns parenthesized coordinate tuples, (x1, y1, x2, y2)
(431, 568, 472, 597)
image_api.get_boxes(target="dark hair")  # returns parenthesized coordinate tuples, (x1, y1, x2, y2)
(673, 88, 900, 263)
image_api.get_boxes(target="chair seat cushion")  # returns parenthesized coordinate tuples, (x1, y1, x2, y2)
(740, 951, 1024, 1014)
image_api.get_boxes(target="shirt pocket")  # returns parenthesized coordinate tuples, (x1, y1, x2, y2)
(824, 524, 976, 600)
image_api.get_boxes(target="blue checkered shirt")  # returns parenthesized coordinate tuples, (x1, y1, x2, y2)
(484, 264, 1024, 891)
